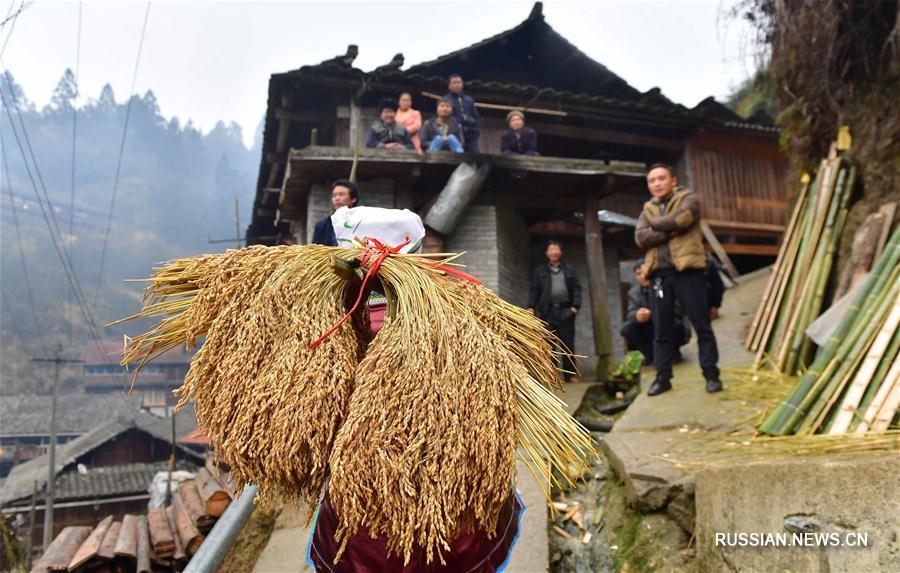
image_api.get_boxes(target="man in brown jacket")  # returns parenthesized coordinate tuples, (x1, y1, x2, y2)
(635, 163, 722, 396)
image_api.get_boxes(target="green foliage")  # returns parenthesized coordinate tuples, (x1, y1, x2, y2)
(0, 70, 261, 395)
(609, 350, 644, 383)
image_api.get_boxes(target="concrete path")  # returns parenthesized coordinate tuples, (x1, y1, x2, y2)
(252, 505, 313, 573)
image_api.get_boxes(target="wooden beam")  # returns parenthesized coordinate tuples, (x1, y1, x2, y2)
(584, 178, 615, 382)
(701, 222, 740, 280)
(704, 219, 784, 233)
(274, 108, 331, 124)
(717, 244, 781, 256)
(533, 122, 684, 151)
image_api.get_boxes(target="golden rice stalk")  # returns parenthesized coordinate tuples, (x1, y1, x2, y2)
(117, 244, 596, 564)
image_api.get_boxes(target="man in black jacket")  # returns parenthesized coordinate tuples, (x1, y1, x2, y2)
(366, 98, 413, 150)
(528, 240, 582, 382)
(621, 261, 689, 365)
(311, 180, 359, 246)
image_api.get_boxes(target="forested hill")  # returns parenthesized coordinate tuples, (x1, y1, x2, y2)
(1, 70, 262, 394)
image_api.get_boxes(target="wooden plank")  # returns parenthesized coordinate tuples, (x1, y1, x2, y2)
(113, 515, 138, 560)
(30, 526, 91, 573)
(584, 180, 614, 382)
(179, 481, 216, 532)
(166, 506, 187, 563)
(147, 507, 175, 559)
(67, 515, 113, 570)
(96, 520, 120, 561)
(136, 516, 151, 573)
(172, 488, 204, 556)
(274, 108, 331, 124)
(701, 222, 740, 279)
(835, 212, 886, 298)
(195, 468, 232, 518)
(719, 243, 781, 256)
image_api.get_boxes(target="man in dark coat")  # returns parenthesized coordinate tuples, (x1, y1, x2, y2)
(528, 240, 582, 382)
(365, 98, 413, 150)
(621, 261, 690, 365)
(311, 180, 360, 246)
(445, 74, 480, 153)
(500, 110, 538, 155)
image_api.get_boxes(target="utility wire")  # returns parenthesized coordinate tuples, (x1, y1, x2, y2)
(1, 71, 150, 408)
(95, 1, 151, 304)
(1, 129, 50, 356)
(68, 1, 82, 343)
(0, 1, 29, 58)
(1, 287, 27, 343)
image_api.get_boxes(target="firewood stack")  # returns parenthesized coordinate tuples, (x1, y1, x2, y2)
(29, 470, 235, 573)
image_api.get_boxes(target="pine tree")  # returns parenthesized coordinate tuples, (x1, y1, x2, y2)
(48, 68, 78, 113)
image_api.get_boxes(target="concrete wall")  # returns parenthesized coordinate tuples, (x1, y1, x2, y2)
(446, 205, 501, 293)
(695, 453, 900, 573)
(497, 208, 531, 308)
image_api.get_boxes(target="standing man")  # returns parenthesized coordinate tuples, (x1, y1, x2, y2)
(635, 163, 722, 396)
(312, 179, 360, 246)
(528, 240, 582, 383)
(445, 74, 480, 153)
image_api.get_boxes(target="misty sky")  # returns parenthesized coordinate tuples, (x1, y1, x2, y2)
(2, 1, 764, 148)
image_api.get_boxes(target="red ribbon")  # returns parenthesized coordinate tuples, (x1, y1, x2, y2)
(308, 237, 481, 350)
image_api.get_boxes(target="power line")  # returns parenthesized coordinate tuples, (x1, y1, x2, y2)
(95, 0, 151, 304)
(0, 1, 29, 58)
(0, 70, 153, 409)
(1, 128, 50, 356)
(1, 287, 26, 343)
(68, 1, 82, 343)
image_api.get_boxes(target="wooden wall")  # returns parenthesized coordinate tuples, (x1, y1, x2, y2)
(687, 132, 790, 228)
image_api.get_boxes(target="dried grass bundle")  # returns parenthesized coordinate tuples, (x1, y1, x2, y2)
(117, 243, 595, 563)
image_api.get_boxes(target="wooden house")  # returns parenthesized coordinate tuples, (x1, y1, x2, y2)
(246, 2, 788, 373)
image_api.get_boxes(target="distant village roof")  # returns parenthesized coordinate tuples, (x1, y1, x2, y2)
(81, 339, 194, 366)
(54, 460, 196, 502)
(1, 410, 203, 507)
(0, 394, 143, 437)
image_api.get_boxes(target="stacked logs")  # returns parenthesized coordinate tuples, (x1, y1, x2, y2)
(29, 470, 233, 573)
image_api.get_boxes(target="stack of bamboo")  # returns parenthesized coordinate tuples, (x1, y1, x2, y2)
(759, 226, 900, 435)
(746, 156, 857, 374)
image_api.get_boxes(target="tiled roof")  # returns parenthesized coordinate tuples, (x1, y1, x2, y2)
(0, 394, 142, 437)
(54, 461, 196, 501)
(81, 340, 195, 367)
(1, 410, 203, 506)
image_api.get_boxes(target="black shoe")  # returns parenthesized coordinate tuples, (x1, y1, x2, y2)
(706, 378, 723, 393)
(647, 378, 672, 396)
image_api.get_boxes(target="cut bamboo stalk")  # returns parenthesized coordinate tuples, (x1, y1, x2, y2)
(870, 374, 900, 433)
(760, 227, 900, 434)
(873, 201, 898, 263)
(796, 272, 900, 433)
(853, 329, 900, 431)
(829, 292, 900, 434)
(856, 354, 900, 433)
(746, 179, 810, 349)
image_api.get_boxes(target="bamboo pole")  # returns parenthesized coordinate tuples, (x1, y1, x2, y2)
(794, 271, 899, 433)
(852, 329, 900, 431)
(828, 292, 900, 434)
(856, 354, 900, 433)
(746, 178, 810, 350)
(760, 227, 900, 434)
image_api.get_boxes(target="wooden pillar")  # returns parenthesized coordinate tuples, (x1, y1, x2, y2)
(584, 177, 614, 382)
